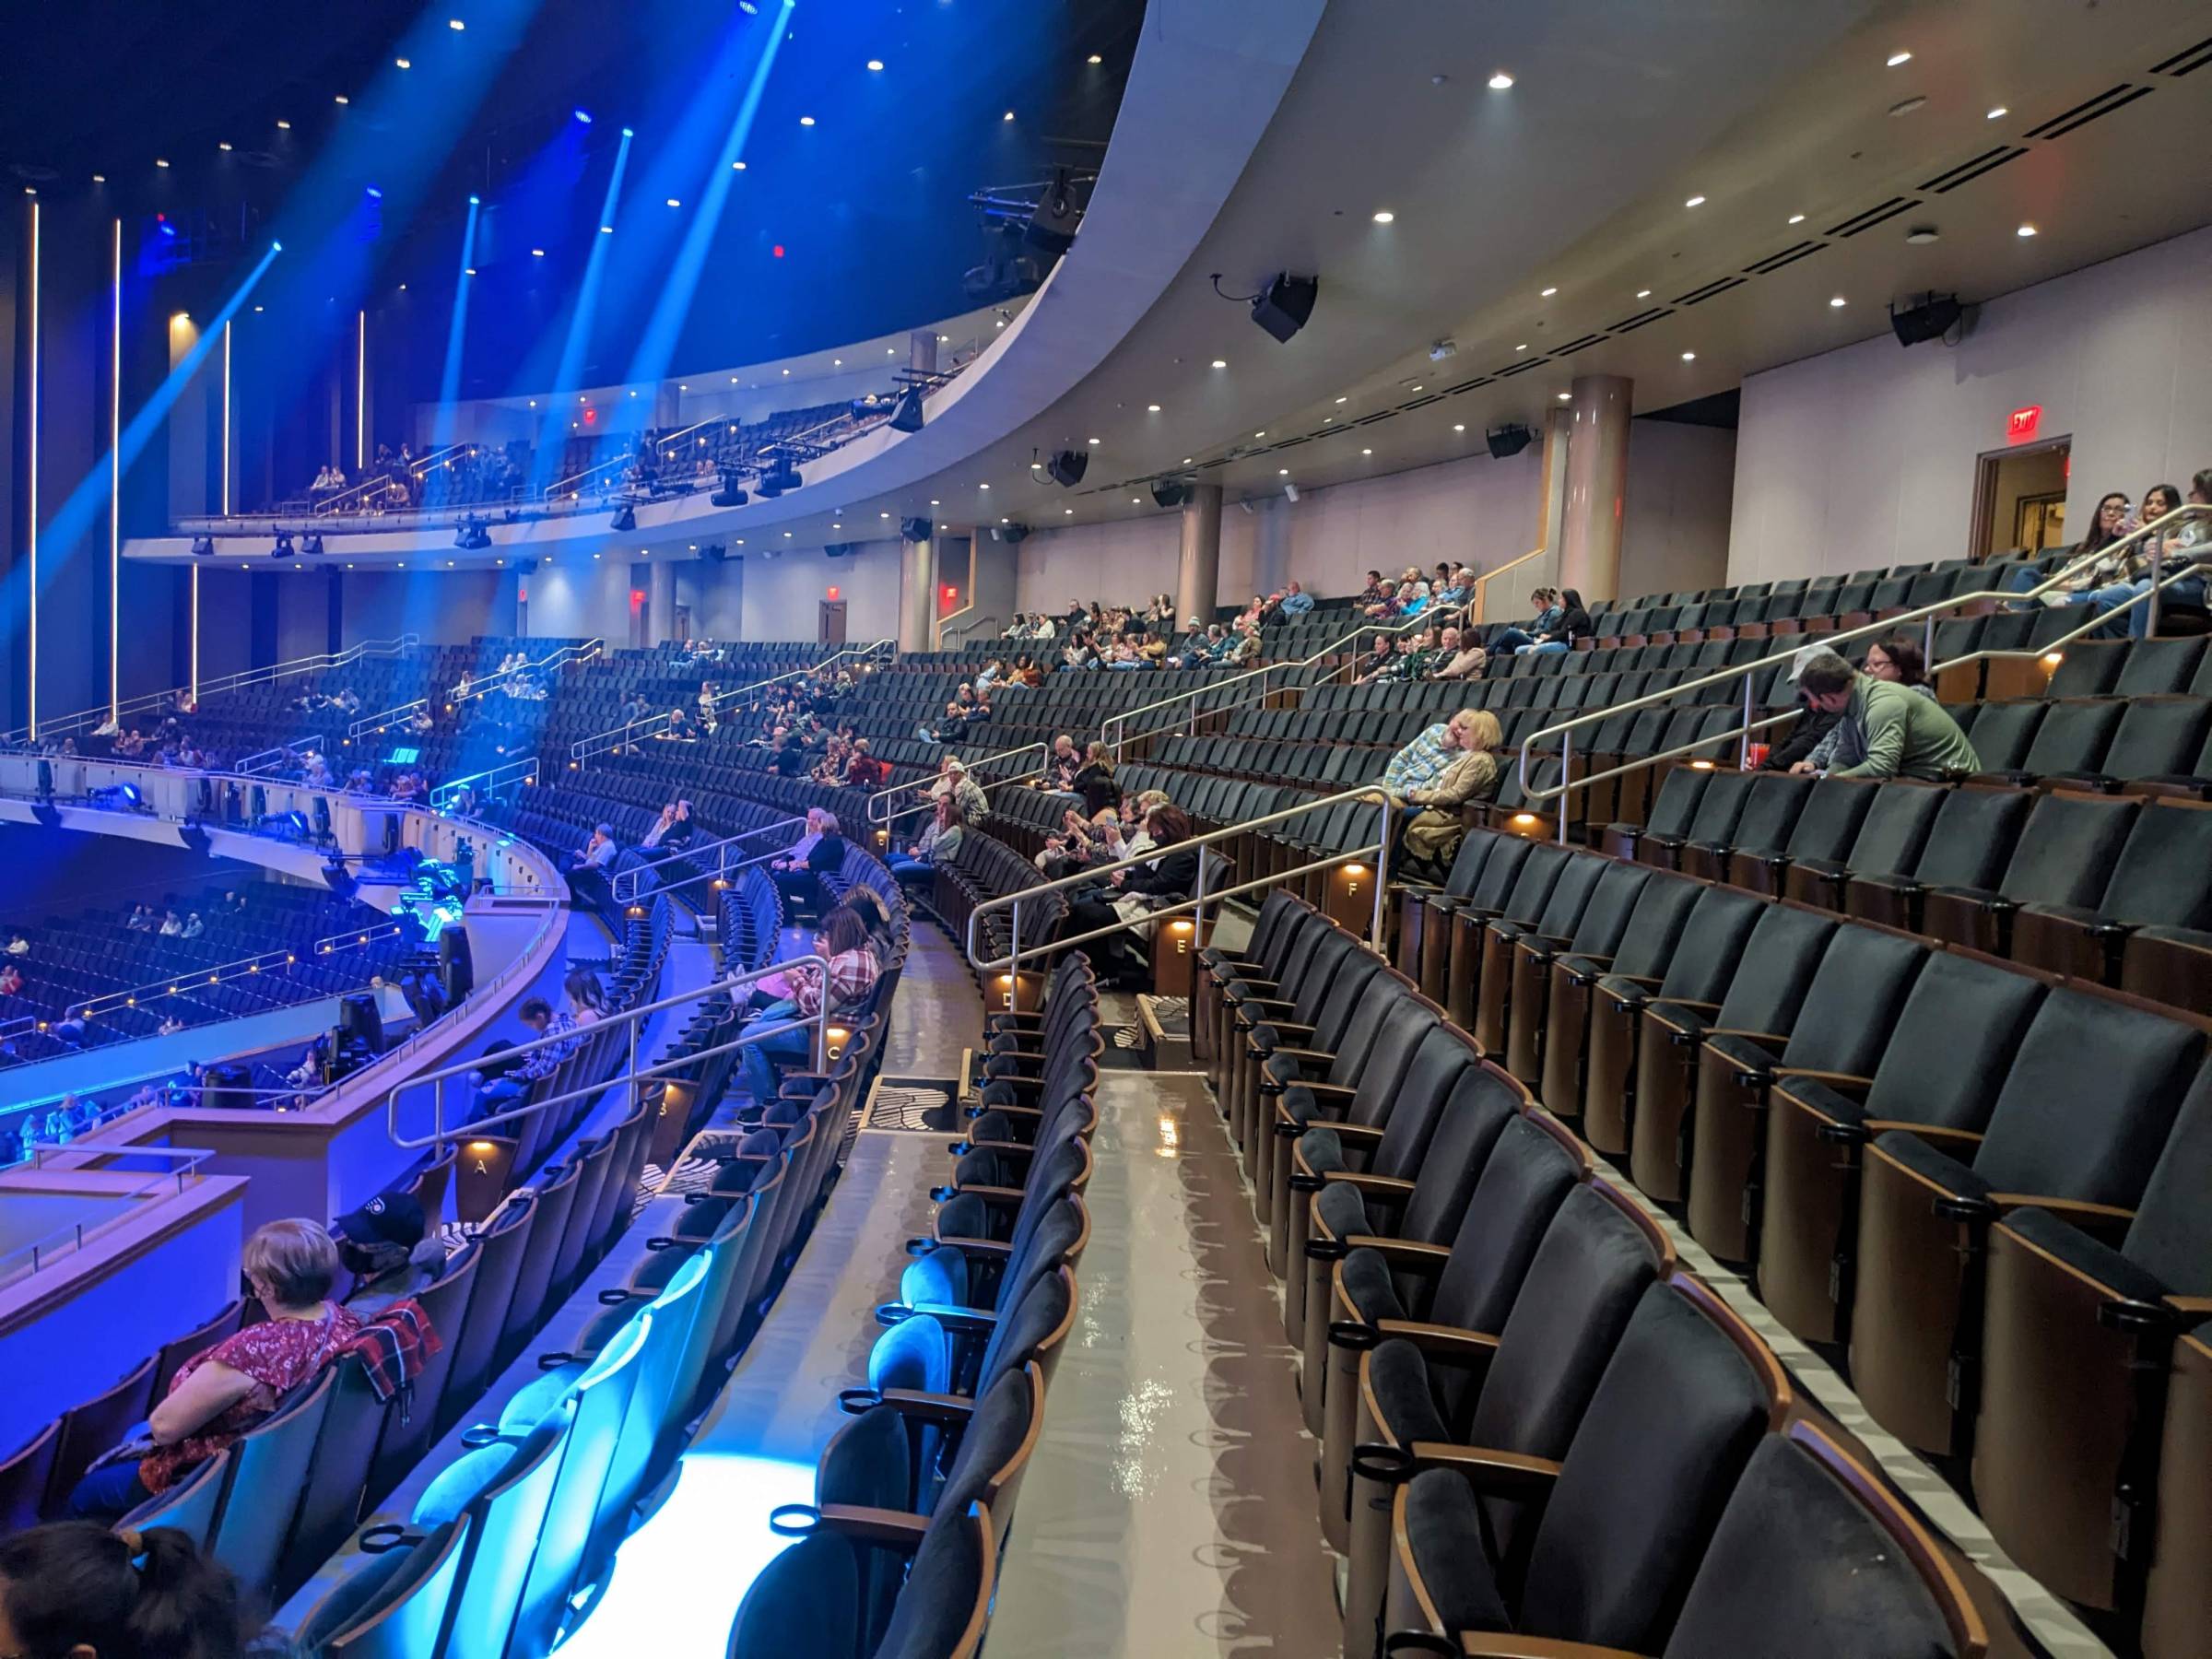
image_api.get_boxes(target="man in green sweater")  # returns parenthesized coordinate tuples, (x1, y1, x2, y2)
(1795, 651, 1979, 780)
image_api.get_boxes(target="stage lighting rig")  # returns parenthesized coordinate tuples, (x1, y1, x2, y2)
(711, 469, 749, 508)
(271, 530, 296, 559)
(301, 532, 325, 556)
(454, 516, 492, 550)
(609, 501, 637, 533)
(190, 535, 216, 557)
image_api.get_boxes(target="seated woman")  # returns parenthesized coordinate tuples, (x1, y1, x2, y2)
(2005, 488, 2144, 637)
(1512, 586, 1590, 655)
(65, 1219, 362, 1523)
(1072, 742, 1119, 818)
(888, 796, 964, 889)
(1056, 804, 1198, 984)
(738, 905, 880, 1102)
(770, 808, 845, 918)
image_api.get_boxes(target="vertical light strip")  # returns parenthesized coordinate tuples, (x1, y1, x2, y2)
(221, 321, 231, 515)
(191, 568, 201, 703)
(356, 309, 367, 470)
(25, 200, 39, 742)
(110, 217, 122, 723)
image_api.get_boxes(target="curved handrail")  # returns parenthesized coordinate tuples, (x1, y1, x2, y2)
(1512, 504, 2209, 809)
(348, 639, 606, 740)
(1097, 561, 1523, 759)
(568, 640, 893, 764)
(0, 917, 414, 1037)
(384, 952, 831, 1150)
(962, 783, 1394, 975)
(8, 635, 420, 747)
(1471, 546, 1550, 626)
(609, 816, 806, 904)
(236, 735, 328, 777)
(429, 756, 540, 809)
(866, 739, 1048, 831)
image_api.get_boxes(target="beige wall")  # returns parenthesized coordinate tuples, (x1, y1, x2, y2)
(737, 538, 900, 644)
(1727, 226, 2212, 586)
(1619, 419, 1735, 602)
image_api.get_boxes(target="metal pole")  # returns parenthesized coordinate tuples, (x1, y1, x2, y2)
(1007, 896, 1021, 1011)
(1370, 798, 1392, 952)
(1922, 610, 1936, 671)
(1557, 726, 1572, 846)
(2147, 538, 2164, 640)
(1192, 844, 1209, 946)
(1739, 675, 1756, 771)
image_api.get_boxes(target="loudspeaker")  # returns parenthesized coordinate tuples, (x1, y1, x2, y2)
(710, 472, 749, 507)
(515, 558, 539, 575)
(338, 992, 386, 1055)
(1151, 479, 1193, 509)
(1250, 273, 1319, 344)
(1025, 166, 1082, 256)
(1890, 293, 1962, 347)
(826, 542, 859, 559)
(900, 516, 934, 542)
(1486, 423, 1536, 460)
(1046, 450, 1088, 488)
(700, 545, 726, 564)
(439, 930, 475, 1005)
(994, 523, 1030, 545)
(202, 1063, 255, 1111)
(888, 383, 926, 433)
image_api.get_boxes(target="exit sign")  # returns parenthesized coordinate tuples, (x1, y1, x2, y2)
(2007, 405, 2042, 442)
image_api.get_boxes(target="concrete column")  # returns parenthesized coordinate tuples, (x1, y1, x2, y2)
(1560, 374, 1631, 604)
(649, 560, 677, 643)
(1175, 484, 1223, 626)
(908, 330, 940, 375)
(898, 530, 935, 653)
(1536, 406, 1572, 574)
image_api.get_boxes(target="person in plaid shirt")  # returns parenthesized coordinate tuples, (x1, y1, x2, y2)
(740, 905, 879, 1102)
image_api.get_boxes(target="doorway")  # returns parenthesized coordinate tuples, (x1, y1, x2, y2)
(1971, 437, 2072, 561)
(818, 601, 848, 644)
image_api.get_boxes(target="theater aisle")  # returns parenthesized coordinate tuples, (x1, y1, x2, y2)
(987, 1068, 1342, 1659)
(552, 921, 983, 1657)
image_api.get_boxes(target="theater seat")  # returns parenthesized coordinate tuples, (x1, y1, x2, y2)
(1783, 781, 1945, 912)
(725, 1498, 994, 1659)
(1537, 875, 1702, 1122)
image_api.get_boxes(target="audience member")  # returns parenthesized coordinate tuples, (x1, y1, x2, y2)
(0, 1521, 261, 1659)
(471, 997, 573, 1121)
(1056, 804, 1197, 983)
(1396, 711, 1505, 874)
(1487, 587, 1559, 653)
(1278, 579, 1314, 617)
(1046, 735, 1082, 791)
(1790, 649, 1979, 780)
(65, 1219, 363, 1522)
(335, 1190, 447, 1317)
(770, 808, 845, 916)
(889, 796, 964, 888)
(568, 823, 619, 908)
(737, 904, 880, 1102)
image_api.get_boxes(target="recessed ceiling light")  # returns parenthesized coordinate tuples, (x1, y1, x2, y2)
(1182, 457, 1193, 464)
(1064, 508, 1074, 515)
(799, 115, 815, 126)
(1277, 468, 1289, 476)
(395, 56, 411, 68)
(1488, 71, 1514, 90)
(218, 140, 233, 151)
(1540, 287, 1557, 298)
(2017, 222, 2038, 238)
(92, 172, 105, 182)
(865, 58, 883, 71)
(1986, 105, 2008, 120)
(335, 95, 348, 105)
(929, 499, 940, 505)
(1514, 343, 1528, 352)
(1886, 50, 1913, 66)
(449, 17, 465, 28)
(886, 347, 896, 355)
(1681, 351, 1697, 361)
(1829, 295, 1847, 308)
(1372, 209, 1394, 223)
(666, 197, 681, 207)
(733, 160, 747, 171)
(980, 483, 991, 489)
(531, 248, 545, 257)
(1147, 403, 1160, 412)
(1254, 430, 1265, 438)
(1132, 497, 1141, 504)
(1888, 95, 1927, 117)
(783, 531, 793, 537)
(1452, 422, 1465, 432)
(1003, 110, 1015, 122)
(1636, 289, 1652, 299)
(1788, 213, 1806, 225)
(1557, 392, 1571, 402)
(1324, 415, 1334, 422)
(276, 119, 290, 130)
(1087, 53, 1102, 65)
(1210, 359, 1227, 370)
(1685, 194, 1706, 208)
(155, 158, 170, 168)
(1360, 448, 1372, 456)
(1088, 437, 1100, 445)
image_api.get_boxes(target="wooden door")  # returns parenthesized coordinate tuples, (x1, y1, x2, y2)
(818, 601, 848, 644)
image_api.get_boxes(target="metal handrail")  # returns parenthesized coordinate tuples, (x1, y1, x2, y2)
(866, 739, 1047, 830)
(384, 952, 832, 1150)
(568, 640, 892, 765)
(610, 817, 806, 904)
(236, 735, 326, 777)
(963, 784, 1394, 992)
(349, 639, 606, 740)
(1512, 503, 2210, 815)
(0, 1146, 218, 1287)
(1471, 546, 1550, 626)
(312, 444, 474, 518)
(0, 918, 413, 1037)
(430, 756, 540, 809)
(7, 635, 420, 746)
(1099, 575, 1503, 759)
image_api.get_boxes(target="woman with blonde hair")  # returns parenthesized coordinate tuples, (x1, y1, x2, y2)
(1398, 709, 1505, 876)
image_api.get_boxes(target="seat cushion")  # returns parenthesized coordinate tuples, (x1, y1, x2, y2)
(1314, 1179, 1373, 1247)
(2000, 1206, 2171, 1306)
(1872, 1131, 1988, 1202)
(1336, 1245, 1412, 1325)
(1365, 1336, 1453, 1446)
(1402, 1468, 1515, 1634)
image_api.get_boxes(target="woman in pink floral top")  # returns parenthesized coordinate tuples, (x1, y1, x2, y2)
(65, 1218, 361, 1522)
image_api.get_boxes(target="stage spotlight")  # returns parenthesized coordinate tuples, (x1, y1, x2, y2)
(573, 108, 593, 124)
(454, 516, 492, 550)
(888, 382, 926, 433)
(1486, 423, 1536, 459)
(710, 471, 749, 508)
(300, 532, 324, 556)
(190, 535, 215, 557)
(610, 501, 637, 532)
(271, 530, 296, 559)
(757, 458, 800, 497)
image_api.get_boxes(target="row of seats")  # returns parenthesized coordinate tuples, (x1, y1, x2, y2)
(1385, 829, 2212, 1650)
(1188, 892, 1994, 1659)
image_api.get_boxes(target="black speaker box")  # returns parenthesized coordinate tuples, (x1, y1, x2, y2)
(1251, 273, 1319, 344)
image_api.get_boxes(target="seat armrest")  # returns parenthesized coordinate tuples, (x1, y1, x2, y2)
(1405, 1441, 1563, 1496)
(1321, 1171, 1418, 1203)
(1771, 1067, 1874, 1088)
(925, 1234, 1015, 1259)
(807, 1504, 932, 1553)
(1442, 1638, 1647, 1659)
(1866, 1122, 1985, 1154)
(1990, 1194, 2136, 1241)
(1332, 1237, 1452, 1275)
(1372, 1318, 1502, 1370)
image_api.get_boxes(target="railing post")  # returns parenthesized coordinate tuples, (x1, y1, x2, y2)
(1006, 898, 1021, 1012)
(1371, 794, 1392, 952)
(1192, 847, 1209, 946)
(2147, 537, 2165, 640)
(1557, 727, 1572, 847)
(1740, 675, 1756, 771)
(628, 1016, 640, 1116)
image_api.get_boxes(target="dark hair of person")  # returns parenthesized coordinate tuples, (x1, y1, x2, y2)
(0, 1522, 259, 1659)
(1147, 804, 1193, 844)
(1872, 634, 1928, 687)
(820, 906, 871, 957)
(520, 996, 553, 1023)
(2143, 482, 2183, 520)
(2079, 490, 2131, 555)
(1558, 587, 1584, 613)
(841, 886, 891, 933)
(1797, 654, 1855, 697)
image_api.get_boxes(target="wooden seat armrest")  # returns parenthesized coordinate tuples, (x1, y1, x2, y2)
(1323, 1122, 1388, 1147)
(1701, 1028, 1789, 1050)
(1992, 1195, 2136, 1240)
(1771, 1067, 1875, 1088)
(901, 1301, 1000, 1334)
(2164, 1295, 2212, 1318)
(968, 1100, 1044, 1121)
(1321, 1173, 1416, 1203)
(944, 1183, 1027, 1206)
(1247, 1018, 1318, 1041)
(1406, 1441, 1563, 1495)
(1449, 1636, 1648, 1658)
(1342, 1237, 1453, 1274)
(1373, 1319, 1502, 1369)
(1254, 1045, 1335, 1074)
(814, 1504, 932, 1553)
(1865, 1122, 1984, 1153)
(873, 1387, 979, 1426)
(928, 1234, 1014, 1258)
(957, 1140, 1034, 1161)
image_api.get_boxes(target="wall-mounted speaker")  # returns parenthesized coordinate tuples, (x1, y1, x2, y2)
(1151, 479, 1193, 509)
(1025, 165, 1082, 256)
(994, 523, 1030, 545)
(1046, 450, 1088, 488)
(900, 517, 934, 542)
(1889, 292, 1963, 347)
(1251, 272, 1319, 344)
(1486, 423, 1536, 460)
